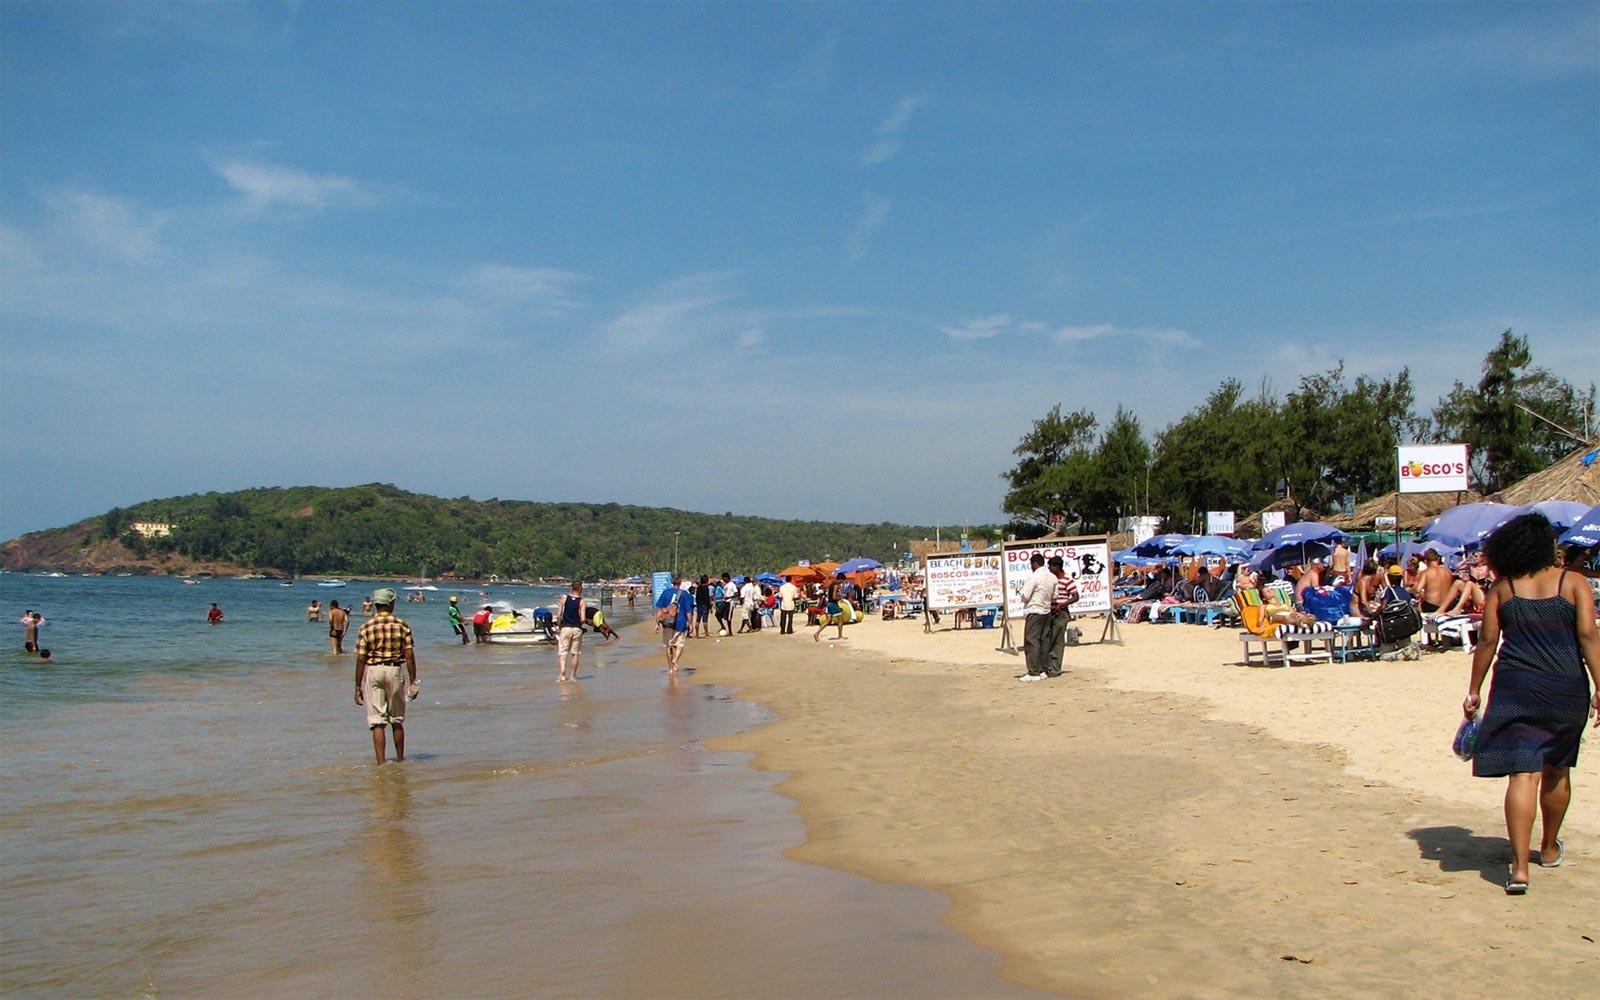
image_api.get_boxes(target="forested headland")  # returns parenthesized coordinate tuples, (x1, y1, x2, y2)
(0, 484, 944, 579)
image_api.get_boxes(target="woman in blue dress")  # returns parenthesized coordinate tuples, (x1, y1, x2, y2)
(1464, 513, 1600, 894)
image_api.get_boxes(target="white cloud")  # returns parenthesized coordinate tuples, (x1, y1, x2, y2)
(599, 293, 723, 351)
(214, 158, 374, 212)
(462, 264, 586, 311)
(941, 314, 1011, 340)
(846, 193, 892, 264)
(862, 94, 927, 166)
(1052, 323, 1199, 348)
(736, 328, 766, 350)
(42, 189, 166, 263)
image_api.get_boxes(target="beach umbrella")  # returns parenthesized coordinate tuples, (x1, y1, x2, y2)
(836, 557, 884, 574)
(1351, 538, 1368, 579)
(1529, 500, 1591, 531)
(1130, 533, 1193, 558)
(1248, 539, 1336, 573)
(1377, 539, 1461, 561)
(1250, 521, 1345, 551)
(1171, 535, 1253, 562)
(1112, 547, 1174, 567)
(755, 573, 783, 586)
(1558, 504, 1600, 548)
(1421, 502, 1530, 549)
(813, 562, 842, 577)
(775, 565, 825, 582)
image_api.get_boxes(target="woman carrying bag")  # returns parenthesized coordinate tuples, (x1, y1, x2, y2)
(1464, 513, 1600, 894)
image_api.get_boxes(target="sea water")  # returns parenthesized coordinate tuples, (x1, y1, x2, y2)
(0, 575, 1040, 998)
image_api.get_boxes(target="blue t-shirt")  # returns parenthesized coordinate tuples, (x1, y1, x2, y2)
(655, 587, 690, 632)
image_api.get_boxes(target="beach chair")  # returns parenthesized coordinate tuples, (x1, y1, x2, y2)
(1234, 590, 1284, 666)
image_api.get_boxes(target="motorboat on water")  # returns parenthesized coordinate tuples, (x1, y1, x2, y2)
(317, 579, 348, 588)
(484, 603, 557, 644)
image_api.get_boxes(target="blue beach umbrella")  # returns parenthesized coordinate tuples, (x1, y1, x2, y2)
(1558, 504, 1600, 548)
(755, 573, 783, 586)
(1248, 539, 1336, 573)
(1422, 502, 1530, 549)
(1171, 535, 1253, 562)
(1377, 539, 1461, 561)
(1112, 547, 1173, 567)
(1529, 500, 1591, 531)
(1250, 521, 1345, 551)
(1130, 533, 1194, 558)
(835, 557, 884, 575)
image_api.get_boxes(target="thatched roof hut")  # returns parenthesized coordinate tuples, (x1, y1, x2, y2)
(1496, 443, 1600, 507)
(1329, 489, 1481, 532)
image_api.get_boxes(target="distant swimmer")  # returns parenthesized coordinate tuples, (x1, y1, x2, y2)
(207, 603, 224, 625)
(327, 600, 349, 654)
(21, 610, 43, 650)
(306, 600, 322, 623)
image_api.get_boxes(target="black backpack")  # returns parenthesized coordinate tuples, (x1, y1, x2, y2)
(1374, 590, 1422, 645)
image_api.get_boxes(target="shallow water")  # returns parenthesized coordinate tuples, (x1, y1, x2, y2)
(1, 576, 1041, 998)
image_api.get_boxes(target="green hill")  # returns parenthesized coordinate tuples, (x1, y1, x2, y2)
(0, 484, 954, 579)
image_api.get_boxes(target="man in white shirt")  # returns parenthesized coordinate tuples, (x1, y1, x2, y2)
(778, 576, 801, 634)
(1016, 553, 1056, 681)
(740, 576, 763, 632)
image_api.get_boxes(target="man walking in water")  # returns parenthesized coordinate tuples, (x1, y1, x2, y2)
(327, 600, 349, 654)
(655, 578, 690, 676)
(555, 581, 587, 682)
(447, 596, 469, 645)
(354, 588, 419, 765)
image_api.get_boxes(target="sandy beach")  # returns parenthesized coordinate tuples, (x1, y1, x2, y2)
(685, 614, 1598, 999)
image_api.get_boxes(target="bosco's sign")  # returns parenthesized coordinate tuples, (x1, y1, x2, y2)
(1397, 443, 1470, 494)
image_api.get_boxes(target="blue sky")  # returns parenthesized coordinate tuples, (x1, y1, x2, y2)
(2, 1, 1596, 541)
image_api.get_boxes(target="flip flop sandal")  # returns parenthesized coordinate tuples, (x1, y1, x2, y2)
(1538, 839, 1565, 868)
(1504, 870, 1529, 895)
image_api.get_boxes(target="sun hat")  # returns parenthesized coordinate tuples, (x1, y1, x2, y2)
(372, 587, 398, 605)
(449, 596, 457, 602)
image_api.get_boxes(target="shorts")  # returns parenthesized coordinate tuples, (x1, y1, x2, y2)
(556, 625, 583, 657)
(330, 628, 346, 639)
(695, 605, 710, 621)
(363, 662, 408, 728)
(660, 627, 686, 650)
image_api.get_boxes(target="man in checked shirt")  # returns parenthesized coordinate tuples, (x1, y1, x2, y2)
(355, 587, 420, 764)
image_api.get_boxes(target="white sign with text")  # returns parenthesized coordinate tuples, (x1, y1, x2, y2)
(1397, 443, 1470, 493)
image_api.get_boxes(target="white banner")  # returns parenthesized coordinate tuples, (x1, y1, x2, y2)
(1398, 443, 1470, 493)
(1001, 538, 1113, 617)
(924, 552, 1004, 611)
(1262, 510, 1286, 534)
(1206, 511, 1235, 536)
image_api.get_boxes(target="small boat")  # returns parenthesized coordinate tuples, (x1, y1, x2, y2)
(317, 579, 348, 588)
(403, 566, 439, 592)
(485, 604, 557, 644)
(182, 579, 200, 585)
(280, 581, 295, 587)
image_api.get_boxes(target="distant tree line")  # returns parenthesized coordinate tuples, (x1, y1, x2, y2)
(1003, 330, 1595, 535)
(97, 484, 941, 580)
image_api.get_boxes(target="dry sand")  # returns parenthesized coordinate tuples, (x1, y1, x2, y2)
(684, 615, 1598, 999)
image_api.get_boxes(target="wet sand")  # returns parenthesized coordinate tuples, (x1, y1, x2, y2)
(685, 616, 1599, 999)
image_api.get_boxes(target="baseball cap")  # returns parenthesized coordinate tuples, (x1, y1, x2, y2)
(449, 596, 458, 602)
(1387, 566, 1403, 577)
(372, 587, 398, 604)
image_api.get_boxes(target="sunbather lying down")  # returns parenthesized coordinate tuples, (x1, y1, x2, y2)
(1260, 598, 1318, 629)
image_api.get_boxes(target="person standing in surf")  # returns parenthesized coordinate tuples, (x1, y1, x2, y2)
(355, 588, 419, 765)
(447, 596, 469, 645)
(327, 600, 349, 654)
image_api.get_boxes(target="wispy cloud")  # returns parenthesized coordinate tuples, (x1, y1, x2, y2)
(941, 314, 1012, 340)
(598, 275, 731, 351)
(862, 94, 927, 166)
(736, 328, 766, 350)
(214, 158, 375, 212)
(41, 189, 167, 263)
(1052, 323, 1198, 348)
(462, 264, 586, 312)
(846, 193, 892, 264)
